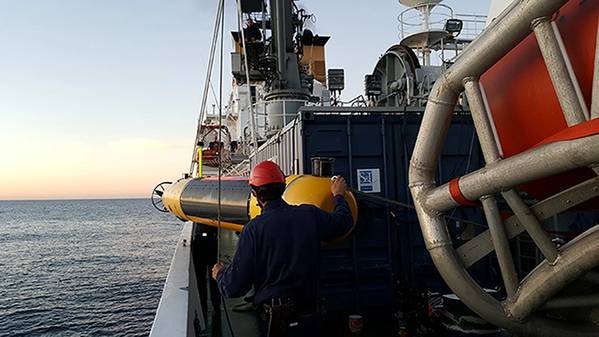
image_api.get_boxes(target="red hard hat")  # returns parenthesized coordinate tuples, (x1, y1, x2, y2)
(249, 161, 286, 187)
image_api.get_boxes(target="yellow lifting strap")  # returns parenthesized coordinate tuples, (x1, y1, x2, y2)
(197, 146, 203, 177)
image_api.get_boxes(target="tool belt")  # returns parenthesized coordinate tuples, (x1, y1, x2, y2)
(260, 297, 319, 337)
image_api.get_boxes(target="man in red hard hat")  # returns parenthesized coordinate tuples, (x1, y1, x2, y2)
(212, 160, 353, 337)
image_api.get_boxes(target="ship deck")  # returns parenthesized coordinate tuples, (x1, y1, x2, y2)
(206, 297, 261, 337)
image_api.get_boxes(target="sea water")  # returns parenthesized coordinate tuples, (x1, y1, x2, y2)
(0, 199, 182, 337)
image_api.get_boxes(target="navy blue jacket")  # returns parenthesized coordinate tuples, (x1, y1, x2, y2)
(216, 196, 353, 304)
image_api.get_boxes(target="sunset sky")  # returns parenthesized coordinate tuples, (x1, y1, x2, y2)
(0, 0, 489, 200)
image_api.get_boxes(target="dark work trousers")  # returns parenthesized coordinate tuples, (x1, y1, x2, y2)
(192, 223, 221, 321)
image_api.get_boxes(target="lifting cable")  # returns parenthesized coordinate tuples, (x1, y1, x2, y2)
(216, 0, 224, 267)
(215, 1, 237, 336)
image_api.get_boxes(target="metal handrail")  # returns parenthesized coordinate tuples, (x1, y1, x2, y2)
(397, 3, 454, 39)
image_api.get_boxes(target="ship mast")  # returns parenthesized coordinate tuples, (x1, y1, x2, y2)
(263, 0, 311, 134)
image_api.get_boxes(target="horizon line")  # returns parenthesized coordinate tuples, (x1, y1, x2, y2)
(0, 196, 150, 202)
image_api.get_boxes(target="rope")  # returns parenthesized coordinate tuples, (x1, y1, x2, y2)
(236, 0, 259, 156)
(189, 0, 226, 176)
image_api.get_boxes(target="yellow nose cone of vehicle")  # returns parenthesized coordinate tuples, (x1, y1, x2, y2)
(249, 175, 359, 239)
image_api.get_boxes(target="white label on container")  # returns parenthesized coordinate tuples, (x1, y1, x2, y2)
(357, 168, 381, 193)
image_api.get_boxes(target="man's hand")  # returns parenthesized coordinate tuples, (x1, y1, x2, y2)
(331, 176, 347, 197)
(212, 262, 225, 280)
